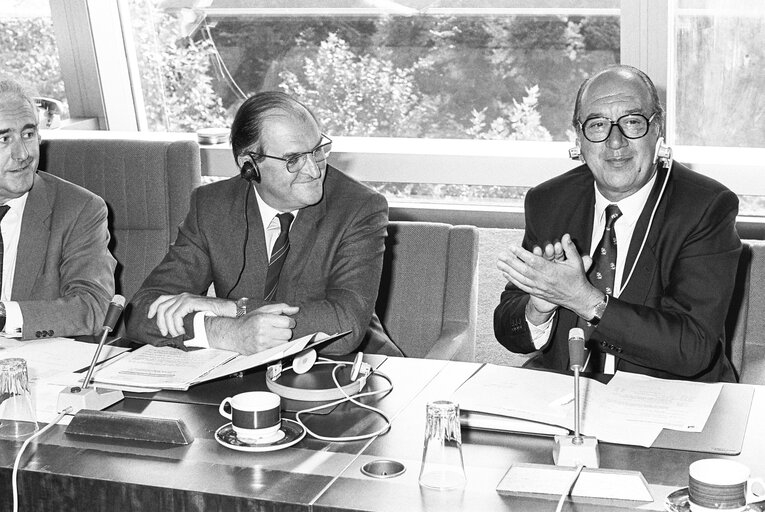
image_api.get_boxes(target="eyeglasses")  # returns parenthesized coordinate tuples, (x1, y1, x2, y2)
(248, 134, 332, 173)
(579, 113, 656, 143)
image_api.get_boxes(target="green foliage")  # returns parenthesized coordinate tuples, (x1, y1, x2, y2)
(467, 85, 552, 141)
(128, 0, 228, 132)
(0, 17, 67, 116)
(279, 33, 433, 137)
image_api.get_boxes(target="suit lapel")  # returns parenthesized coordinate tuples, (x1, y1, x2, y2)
(283, 190, 325, 288)
(619, 165, 671, 302)
(13, 173, 52, 300)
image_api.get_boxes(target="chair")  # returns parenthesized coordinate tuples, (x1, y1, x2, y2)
(39, 137, 202, 332)
(727, 240, 765, 384)
(375, 221, 479, 361)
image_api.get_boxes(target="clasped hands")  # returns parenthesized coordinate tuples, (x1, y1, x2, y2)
(147, 293, 299, 354)
(497, 233, 599, 323)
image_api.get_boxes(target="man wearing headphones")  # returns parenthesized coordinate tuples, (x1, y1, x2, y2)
(0, 79, 116, 339)
(127, 92, 402, 357)
(494, 65, 741, 382)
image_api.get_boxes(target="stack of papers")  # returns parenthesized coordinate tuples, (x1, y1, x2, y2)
(453, 365, 722, 447)
(91, 331, 350, 391)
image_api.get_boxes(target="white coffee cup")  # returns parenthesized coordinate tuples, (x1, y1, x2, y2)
(219, 391, 281, 442)
(688, 459, 765, 512)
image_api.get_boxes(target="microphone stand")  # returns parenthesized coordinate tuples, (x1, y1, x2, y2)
(553, 328, 600, 468)
(57, 296, 126, 414)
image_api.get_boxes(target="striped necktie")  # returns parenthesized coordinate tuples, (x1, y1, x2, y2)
(0, 205, 10, 296)
(579, 204, 622, 369)
(263, 212, 294, 301)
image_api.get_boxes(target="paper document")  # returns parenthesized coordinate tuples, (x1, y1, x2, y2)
(92, 330, 351, 391)
(453, 364, 722, 447)
(0, 337, 131, 424)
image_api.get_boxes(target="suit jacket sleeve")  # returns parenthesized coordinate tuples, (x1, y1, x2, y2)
(493, 189, 555, 354)
(18, 193, 116, 339)
(126, 186, 214, 348)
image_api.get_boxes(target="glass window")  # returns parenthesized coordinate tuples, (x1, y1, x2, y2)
(129, 1, 619, 141)
(0, 0, 68, 127)
(673, 0, 765, 148)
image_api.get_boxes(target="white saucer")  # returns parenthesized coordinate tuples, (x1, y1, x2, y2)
(665, 487, 764, 512)
(215, 419, 305, 452)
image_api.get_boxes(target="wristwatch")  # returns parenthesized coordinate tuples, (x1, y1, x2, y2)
(235, 297, 249, 318)
(588, 294, 609, 326)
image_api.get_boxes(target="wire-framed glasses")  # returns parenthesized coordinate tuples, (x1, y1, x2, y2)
(579, 113, 656, 143)
(248, 134, 332, 173)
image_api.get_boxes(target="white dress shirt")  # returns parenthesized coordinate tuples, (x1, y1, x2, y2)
(186, 184, 297, 348)
(527, 172, 658, 374)
(1, 193, 30, 337)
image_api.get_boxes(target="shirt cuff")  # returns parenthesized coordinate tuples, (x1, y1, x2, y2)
(2, 301, 23, 338)
(184, 311, 217, 349)
(526, 310, 555, 350)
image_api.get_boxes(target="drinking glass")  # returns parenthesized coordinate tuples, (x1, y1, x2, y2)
(0, 358, 39, 438)
(418, 400, 466, 490)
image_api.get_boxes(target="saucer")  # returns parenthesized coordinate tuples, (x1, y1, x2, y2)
(215, 419, 305, 452)
(665, 487, 765, 512)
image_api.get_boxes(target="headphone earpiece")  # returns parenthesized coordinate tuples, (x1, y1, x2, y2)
(568, 141, 585, 163)
(240, 160, 261, 183)
(653, 137, 673, 169)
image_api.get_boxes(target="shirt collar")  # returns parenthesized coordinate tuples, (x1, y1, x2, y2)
(253, 184, 298, 231)
(594, 171, 658, 229)
(2, 192, 29, 215)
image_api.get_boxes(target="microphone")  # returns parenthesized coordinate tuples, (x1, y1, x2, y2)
(568, 328, 586, 444)
(81, 295, 126, 389)
(57, 295, 127, 414)
(553, 328, 600, 468)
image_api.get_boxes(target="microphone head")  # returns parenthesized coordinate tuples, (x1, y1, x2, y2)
(103, 295, 127, 332)
(568, 327, 586, 370)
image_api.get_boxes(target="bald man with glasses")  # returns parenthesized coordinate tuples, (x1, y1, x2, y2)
(127, 91, 402, 357)
(494, 65, 741, 382)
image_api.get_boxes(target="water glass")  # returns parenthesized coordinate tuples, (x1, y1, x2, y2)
(418, 400, 466, 490)
(0, 358, 39, 438)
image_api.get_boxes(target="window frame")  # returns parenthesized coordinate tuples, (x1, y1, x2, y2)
(48, 0, 765, 200)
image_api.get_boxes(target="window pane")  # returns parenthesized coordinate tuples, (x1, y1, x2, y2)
(0, 0, 68, 127)
(673, 0, 765, 148)
(128, 1, 619, 141)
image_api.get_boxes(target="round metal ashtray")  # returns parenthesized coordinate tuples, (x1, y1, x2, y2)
(361, 459, 406, 479)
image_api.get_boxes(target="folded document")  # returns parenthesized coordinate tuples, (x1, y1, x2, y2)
(91, 331, 350, 391)
(453, 364, 722, 447)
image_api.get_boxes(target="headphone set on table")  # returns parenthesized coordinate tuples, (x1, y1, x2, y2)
(265, 350, 394, 442)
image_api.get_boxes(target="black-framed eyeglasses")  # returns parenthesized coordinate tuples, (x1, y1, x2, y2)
(579, 113, 656, 143)
(248, 134, 332, 173)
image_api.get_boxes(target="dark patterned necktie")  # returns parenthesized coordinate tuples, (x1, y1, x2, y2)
(0, 205, 10, 295)
(590, 204, 622, 297)
(579, 204, 622, 369)
(263, 212, 294, 301)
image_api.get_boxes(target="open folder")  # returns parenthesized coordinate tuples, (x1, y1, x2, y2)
(91, 331, 351, 391)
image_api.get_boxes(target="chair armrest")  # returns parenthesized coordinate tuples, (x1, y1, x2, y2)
(424, 320, 474, 361)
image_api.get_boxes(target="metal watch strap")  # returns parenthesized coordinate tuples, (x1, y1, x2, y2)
(589, 294, 609, 326)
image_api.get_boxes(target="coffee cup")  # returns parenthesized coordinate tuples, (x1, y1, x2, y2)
(688, 459, 765, 512)
(219, 391, 281, 442)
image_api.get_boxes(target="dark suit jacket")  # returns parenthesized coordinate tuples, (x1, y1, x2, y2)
(12, 171, 116, 339)
(127, 166, 402, 356)
(494, 162, 741, 382)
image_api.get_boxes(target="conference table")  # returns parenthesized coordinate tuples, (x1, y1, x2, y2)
(0, 353, 763, 511)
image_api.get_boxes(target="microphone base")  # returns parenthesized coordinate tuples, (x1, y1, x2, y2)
(57, 386, 125, 415)
(553, 434, 600, 468)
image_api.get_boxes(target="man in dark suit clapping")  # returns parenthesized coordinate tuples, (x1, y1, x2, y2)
(494, 65, 740, 382)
